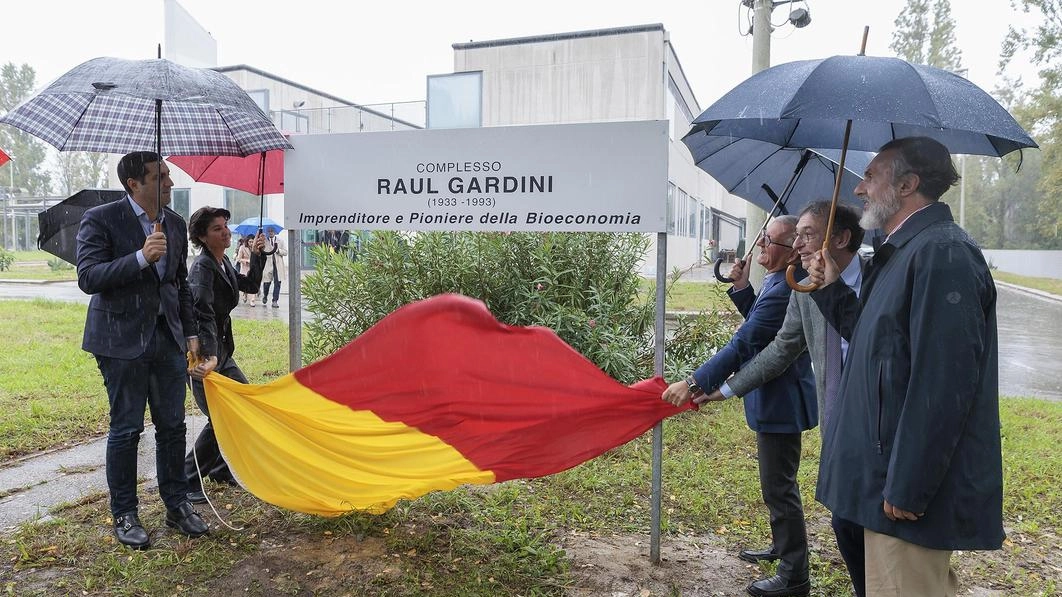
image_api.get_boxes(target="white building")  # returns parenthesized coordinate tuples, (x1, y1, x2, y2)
(449, 24, 747, 273)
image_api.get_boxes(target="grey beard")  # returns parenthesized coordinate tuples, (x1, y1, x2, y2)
(860, 187, 902, 230)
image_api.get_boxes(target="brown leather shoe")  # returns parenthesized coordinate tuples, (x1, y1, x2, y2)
(165, 502, 209, 537)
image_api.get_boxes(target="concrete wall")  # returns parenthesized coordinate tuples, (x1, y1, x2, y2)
(454, 25, 747, 275)
(982, 250, 1062, 279)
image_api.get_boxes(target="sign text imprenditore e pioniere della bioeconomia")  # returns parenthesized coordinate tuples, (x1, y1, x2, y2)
(296, 160, 643, 228)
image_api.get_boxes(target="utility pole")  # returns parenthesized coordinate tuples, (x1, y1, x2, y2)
(747, 0, 774, 282)
(959, 154, 966, 228)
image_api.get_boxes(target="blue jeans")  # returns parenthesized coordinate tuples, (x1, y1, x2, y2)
(96, 317, 189, 517)
(262, 279, 281, 304)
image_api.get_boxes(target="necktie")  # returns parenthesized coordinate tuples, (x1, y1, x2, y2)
(823, 323, 843, 430)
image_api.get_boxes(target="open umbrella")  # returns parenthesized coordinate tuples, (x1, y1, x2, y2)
(168, 150, 284, 195)
(234, 216, 283, 237)
(37, 189, 126, 264)
(169, 149, 285, 235)
(686, 28, 1037, 290)
(681, 134, 872, 281)
(0, 55, 293, 218)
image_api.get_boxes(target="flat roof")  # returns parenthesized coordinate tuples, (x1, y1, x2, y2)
(213, 64, 421, 129)
(453, 23, 665, 50)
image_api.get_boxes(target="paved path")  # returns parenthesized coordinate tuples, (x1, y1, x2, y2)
(0, 416, 205, 532)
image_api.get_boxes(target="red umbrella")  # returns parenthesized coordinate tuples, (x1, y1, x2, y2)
(168, 149, 284, 195)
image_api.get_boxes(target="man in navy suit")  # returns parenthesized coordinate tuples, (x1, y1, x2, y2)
(663, 215, 816, 597)
(76, 151, 209, 549)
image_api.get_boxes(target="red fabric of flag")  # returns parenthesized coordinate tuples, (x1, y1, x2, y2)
(294, 293, 689, 482)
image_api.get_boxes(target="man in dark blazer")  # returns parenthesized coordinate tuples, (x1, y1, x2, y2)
(808, 137, 1002, 596)
(663, 215, 817, 597)
(76, 151, 209, 549)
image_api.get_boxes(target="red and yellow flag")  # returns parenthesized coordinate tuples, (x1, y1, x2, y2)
(203, 294, 689, 516)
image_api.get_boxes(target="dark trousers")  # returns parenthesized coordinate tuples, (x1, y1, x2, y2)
(832, 514, 866, 597)
(95, 317, 189, 517)
(262, 278, 281, 303)
(185, 357, 247, 490)
(756, 431, 808, 581)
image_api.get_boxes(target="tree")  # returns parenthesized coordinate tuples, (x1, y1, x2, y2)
(1001, 0, 1062, 247)
(53, 151, 108, 196)
(0, 63, 51, 196)
(889, 0, 963, 73)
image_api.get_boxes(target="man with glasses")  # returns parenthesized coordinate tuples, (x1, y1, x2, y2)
(700, 200, 868, 597)
(663, 215, 816, 597)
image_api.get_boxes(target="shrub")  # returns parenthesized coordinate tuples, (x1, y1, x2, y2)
(47, 257, 73, 272)
(301, 231, 738, 383)
(0, 248, 13, 271)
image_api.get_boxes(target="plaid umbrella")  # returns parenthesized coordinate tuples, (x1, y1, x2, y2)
(0, 57, 291, 157)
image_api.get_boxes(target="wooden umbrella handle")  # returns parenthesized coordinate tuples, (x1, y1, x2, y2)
(786, 119, 853, 293)
(787, 26, 869, 293)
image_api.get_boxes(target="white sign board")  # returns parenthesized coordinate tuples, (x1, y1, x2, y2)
(284, 120, 668, 232)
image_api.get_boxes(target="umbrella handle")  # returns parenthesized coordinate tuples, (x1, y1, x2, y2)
(786, 263, 818, 292)
(713, 258, 734, 283)
(153, 222, 162, 234)
(787, 118, 854, 293)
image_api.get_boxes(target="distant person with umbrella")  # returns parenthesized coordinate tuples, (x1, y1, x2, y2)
(807, 137, 1002, 596)
(260, 227, 286, 308)
(184, 207, 266, 504)
(75, 151, 208, 549)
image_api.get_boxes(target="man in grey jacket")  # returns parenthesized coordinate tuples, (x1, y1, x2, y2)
(700, 200, 867, 596)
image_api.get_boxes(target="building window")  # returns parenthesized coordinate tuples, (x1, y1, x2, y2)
(667, 182, 676, 235)
(687, 195, 698, 238)
(247, 89, 269, 114)
(223, 189, 261, 229)
(427, 72, 482, 129)
(171, 189, 190, 220)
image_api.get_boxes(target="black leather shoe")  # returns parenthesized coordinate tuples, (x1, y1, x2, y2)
(113, 511, 150, 550)
(165, 502, 209, 537)
(738, 546, 779, 563)
(187, 489, 207, 504)
(746, 574, 810, 597)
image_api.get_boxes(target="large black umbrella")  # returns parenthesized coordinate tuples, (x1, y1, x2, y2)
(37, 189, 126, 264)
(0, 55, 293, 218)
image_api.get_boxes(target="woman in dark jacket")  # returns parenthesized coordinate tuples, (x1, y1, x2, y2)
(184, 206, 265, 503)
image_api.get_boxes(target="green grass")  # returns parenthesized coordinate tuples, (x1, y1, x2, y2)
(0, 300, 288, 458)
(993, 270, 1062, 296)
(0, 250, 78, 281)
(0, 299, 1059, 595)
(639, 278, 731, 312)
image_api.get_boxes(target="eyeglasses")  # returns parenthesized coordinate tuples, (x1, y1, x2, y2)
(793, 231, 822, 245)
(761, 233, 793, 249)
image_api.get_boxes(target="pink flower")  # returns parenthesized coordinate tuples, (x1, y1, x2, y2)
(588, 319, 597, 328)
(536, 283, 544, 291)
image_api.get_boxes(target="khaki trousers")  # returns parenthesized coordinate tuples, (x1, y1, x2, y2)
(864, 529, 958, 596)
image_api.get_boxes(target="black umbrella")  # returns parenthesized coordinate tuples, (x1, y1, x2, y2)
(37, 189, 126, 264)
(686, 28, 1037, 291)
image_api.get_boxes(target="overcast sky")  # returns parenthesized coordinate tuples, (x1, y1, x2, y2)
(0, 1, 1041, 111)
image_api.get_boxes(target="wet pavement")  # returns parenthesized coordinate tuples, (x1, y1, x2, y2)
(995, 282, 1062, 401)
(0, 279, 310, 323)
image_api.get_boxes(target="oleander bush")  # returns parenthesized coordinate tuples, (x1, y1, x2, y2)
(301, 231, 738, 383)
